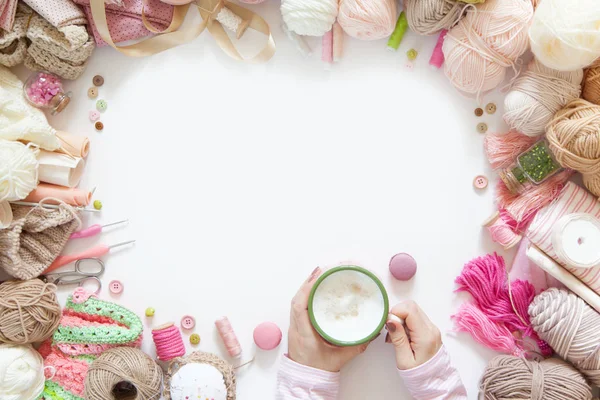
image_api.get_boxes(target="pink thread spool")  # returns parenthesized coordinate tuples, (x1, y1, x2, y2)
(152, 323, 186, 361)
(215, 316, 242, 358)
(322, 29, 333, 64)
(483, 210, 523, 250)
(429, 30, 447, 69)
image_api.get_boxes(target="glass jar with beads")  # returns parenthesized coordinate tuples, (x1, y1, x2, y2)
(499, 140, 562, 194)
(23, 71, 71, 115)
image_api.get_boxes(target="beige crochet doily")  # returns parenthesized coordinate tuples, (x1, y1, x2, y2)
(164, 352, 236, 400)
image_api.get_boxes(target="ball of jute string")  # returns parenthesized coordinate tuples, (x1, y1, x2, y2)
(529, 288, 600, 386)
(404, 0, 463, 36)
(504, 58, 584, 137)
(546, 99, 600, 197)
(480, 355, 593, 400)
(442, 0, 533, 97)
(85, 347, 163, 400)
(582, 59, 600, 106)
(337, 0, 397, 40)
(164, 352, 236, 400)
(0, 279, 61, 345)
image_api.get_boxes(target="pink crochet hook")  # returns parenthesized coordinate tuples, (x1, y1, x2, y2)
(70, 220, 128, 239)
(43, 240, 136, 274)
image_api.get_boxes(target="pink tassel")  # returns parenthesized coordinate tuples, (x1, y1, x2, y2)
(454, 254, 552, 356)
(484, 130, 538, 170)
(497, 170, 572, 222)
(453, 304, 524, 355)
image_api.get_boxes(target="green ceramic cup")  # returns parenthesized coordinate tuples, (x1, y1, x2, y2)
(308, 265, 389, 347)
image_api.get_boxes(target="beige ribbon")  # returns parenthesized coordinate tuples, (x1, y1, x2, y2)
(89, 0, 275, 62)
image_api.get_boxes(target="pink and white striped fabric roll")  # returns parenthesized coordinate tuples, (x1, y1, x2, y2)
(527, 182, 600, 295)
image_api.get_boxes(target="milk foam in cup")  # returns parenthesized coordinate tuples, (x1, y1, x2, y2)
(308, 266, 389, 346)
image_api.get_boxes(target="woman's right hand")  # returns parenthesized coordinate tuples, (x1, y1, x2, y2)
(385, 300, 443, 370)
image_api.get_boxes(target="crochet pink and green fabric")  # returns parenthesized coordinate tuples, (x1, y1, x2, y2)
(38, 288, 143, 400)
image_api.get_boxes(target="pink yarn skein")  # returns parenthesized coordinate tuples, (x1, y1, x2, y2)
(442, 0, 533, 97)
(337, 0, 397, 40)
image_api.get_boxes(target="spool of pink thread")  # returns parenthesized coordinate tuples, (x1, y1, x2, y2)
(322, 29, 334, 64)
(152, 323, 186, 361)
(215, 316, 242, 358)
(429, 30, 447, 69)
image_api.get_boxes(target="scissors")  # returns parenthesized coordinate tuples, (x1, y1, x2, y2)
(41, 258, 105, 294)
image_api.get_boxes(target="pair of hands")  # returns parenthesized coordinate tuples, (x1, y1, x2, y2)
(288, 267, 442, 373)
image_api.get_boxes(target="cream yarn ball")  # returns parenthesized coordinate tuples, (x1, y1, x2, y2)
(504, 58, 584, 137)
(281, 0, 338, 36)
(337, 0, 397, 40)
(530, 0, 600, 71)
(0, 140, 39, 202)
(0, 344, 45, 400)
(442, 0, 533, 96)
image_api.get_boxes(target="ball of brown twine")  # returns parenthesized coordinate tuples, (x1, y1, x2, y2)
(404, 0, 463, 36)
(480, 355, 592, 400)
(85, 347, 163, 400)
(0, 279, 61, 344)
(546, 99, 600, 197)
(582, 60, 600, 105)
(529, 288, 600, 386)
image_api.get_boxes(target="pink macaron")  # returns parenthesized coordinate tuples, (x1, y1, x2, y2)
(253, 322, 282, 351)
(389, 253, 417, 281)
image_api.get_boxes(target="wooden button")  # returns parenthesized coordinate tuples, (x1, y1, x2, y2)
(95, 121, 104, 131)
(477, 122, 488, 133)
(87, 87, 98, 99)
(93, 75, 104, 87)
(485, 103, 497, 114)
(474, 108, 484, 117)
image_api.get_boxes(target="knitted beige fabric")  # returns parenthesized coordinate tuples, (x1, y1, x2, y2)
(0, 5, 29, 67)
(24, 11, 94, 80)
(0, 65, 60, 150)
(0, 204, 80, 280)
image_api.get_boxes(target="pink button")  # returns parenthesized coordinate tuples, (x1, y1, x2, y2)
(473, 175, 488, 189)
(89, 110, 100, 122)
(253, 322, 282, 350)
(108, 280, 123, 294)
(181, 315, 195, 330)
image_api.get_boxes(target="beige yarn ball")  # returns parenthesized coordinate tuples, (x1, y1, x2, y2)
(546, 99, 600, 197)
(503, 58, 583, 137)
(404, 0, 463, 36)
(442, 0, 533, 96)
(480, 355, 592, 400)
(337, 0, 397, 40)
(85, 347, 163, 400)
(0, 279, 61, 345)
(582, 60, 600, 106)
(529, 288, 600, 386)
(281, 0, 338, 36)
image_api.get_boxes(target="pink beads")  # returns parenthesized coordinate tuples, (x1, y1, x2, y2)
(24, 72, 70, 114)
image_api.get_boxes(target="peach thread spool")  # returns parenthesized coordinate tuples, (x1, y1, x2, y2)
(215, 316, 242, 358)
(152, 323, 186, 362)
(322, 29, 333, 64)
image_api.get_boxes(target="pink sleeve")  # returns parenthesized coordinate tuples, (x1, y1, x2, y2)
(276, 355, 340, 400)
(398, 345, 467, 400)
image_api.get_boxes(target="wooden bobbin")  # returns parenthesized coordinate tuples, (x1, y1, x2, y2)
(214, 5, 251, 39)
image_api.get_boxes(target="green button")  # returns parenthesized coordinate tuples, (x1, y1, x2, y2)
(190, 333, 201, 345)
(96, 99, 108, 112)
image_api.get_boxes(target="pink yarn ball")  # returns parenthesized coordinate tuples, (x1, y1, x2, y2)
(442, 0, 533, 96)
(338, 0, 397, 40)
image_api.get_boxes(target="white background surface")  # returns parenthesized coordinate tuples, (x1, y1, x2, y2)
(11, 3, 515, 398)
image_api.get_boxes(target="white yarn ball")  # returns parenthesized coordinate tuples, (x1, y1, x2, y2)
(530, 0, 600, 71)
(504, 58, 583, 136)
(0, 139, 39, 202)
(169, 363, 228, 400)
(281, 0, 338, 36)
(0, 344, 45, 400)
